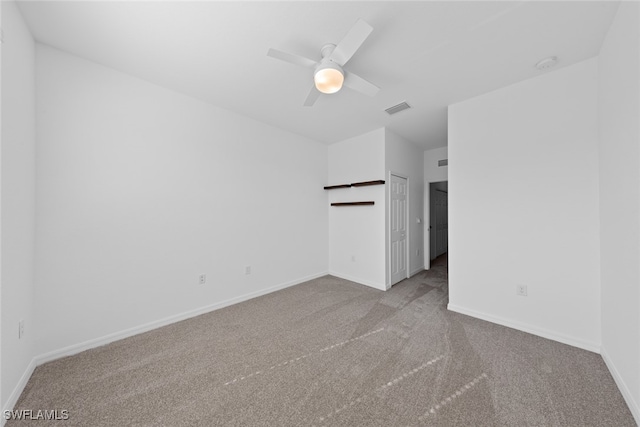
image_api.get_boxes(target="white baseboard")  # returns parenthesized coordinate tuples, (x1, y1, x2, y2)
(0, 272, 328, 421)
(35, 271, 328, 365)
(447, 303, 601, 353)
(2, 358, 37, 426)
(328, 271, 386, 291)
(601, 347, 640, 425)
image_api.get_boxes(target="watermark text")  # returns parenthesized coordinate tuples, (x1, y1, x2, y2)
(3, 409, 69, 421)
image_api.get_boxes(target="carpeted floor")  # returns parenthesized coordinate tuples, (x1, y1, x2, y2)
(8, 254, 635, 426)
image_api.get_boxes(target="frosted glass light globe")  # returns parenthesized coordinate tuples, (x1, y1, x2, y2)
(314, 67, 344, 94)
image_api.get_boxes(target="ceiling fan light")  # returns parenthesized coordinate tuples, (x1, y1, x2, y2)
(314, 66, 344, 94)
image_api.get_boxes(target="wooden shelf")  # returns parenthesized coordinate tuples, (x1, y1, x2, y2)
(351, 180, 385, 187)
(324, 180, 385, 190)
(323, 184, 352, 190)
(331, 201, 375, 206)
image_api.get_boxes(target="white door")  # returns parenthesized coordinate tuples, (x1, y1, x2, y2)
(390, 175, 408, 286)
(435, 189, 448, 257)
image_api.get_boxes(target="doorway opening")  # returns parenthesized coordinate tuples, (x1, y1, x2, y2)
(428, 181, 448, 269)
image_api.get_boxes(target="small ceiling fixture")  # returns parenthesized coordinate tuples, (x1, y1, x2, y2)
(535, 56, 558, 71)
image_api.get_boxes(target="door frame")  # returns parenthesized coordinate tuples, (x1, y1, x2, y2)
(387, 171, 410, 288)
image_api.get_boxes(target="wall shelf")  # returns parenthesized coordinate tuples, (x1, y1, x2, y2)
(351, 180, 385, 187)
(331, 201, 375, 206)
(323, 184, 352, 190)
(324, 180, 385, 190)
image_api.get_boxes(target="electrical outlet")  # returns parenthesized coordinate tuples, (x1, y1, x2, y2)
(18, 320, 24, 339)
(199, 274, 206, 284)
(516, 285, 528, 296)
(244, 266, 252, 275)
(417, 249, 420, 256)
(351, 255, 356, 262)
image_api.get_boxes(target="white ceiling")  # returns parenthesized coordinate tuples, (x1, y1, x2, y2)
(17, 1, 619, 150)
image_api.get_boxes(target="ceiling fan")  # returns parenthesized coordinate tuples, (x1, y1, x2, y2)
(267, 19, 380, 107)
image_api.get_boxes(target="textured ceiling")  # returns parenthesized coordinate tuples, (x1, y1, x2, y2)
(17, 1, 619, 149)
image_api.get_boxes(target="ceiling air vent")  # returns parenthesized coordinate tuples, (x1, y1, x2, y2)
(385, 101, 411, 115)
(438, 159, 448, 167)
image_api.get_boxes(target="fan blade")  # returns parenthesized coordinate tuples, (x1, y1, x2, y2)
(343, 71, 379, 97)
(303, 86, 321, 107)
(267, 48, 318, 69)
(329, 19, 373, 66)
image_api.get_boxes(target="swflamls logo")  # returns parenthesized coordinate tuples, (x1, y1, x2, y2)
(3, 409, 69, 420)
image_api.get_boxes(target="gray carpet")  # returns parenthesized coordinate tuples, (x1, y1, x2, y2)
(8, 255, 636, 426)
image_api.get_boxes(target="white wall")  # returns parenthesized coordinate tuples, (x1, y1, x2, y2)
(1, 0, 37, 413)
(385, 129, 425, 278)
(598, 1, 640, 422)
(448, 58, 601, 352)
(424, 146, 448, 184)
(34, 45, 328, 358)
(423, 146, 448, 266)
(328, 128, 386, 290)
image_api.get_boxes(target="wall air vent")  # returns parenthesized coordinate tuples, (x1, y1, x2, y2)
(438, 159, 448, 167)
(385, 101, 411, 115)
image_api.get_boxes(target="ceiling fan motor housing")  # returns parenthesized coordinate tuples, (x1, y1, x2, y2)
(320, 43, 337, 58)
